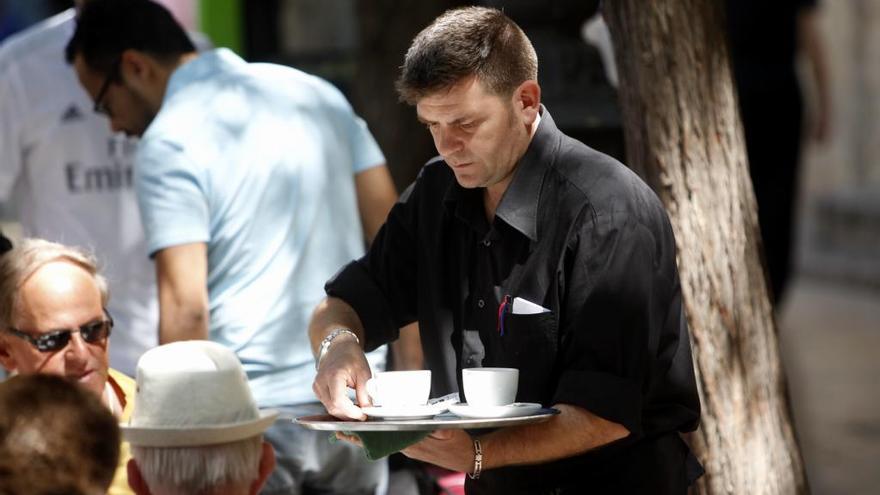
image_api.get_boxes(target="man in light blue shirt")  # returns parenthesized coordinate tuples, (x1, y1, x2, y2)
(67, 1, 399, 493)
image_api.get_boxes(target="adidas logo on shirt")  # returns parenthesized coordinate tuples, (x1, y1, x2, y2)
(61, 105, 84, 123)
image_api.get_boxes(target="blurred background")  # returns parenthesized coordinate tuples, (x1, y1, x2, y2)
(1, 1, 877, 493)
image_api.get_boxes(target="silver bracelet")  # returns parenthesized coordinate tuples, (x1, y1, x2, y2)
(468, 439, 483, 479)
(315, 328, 360, 370)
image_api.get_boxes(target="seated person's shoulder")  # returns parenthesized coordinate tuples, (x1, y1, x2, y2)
(0, 10, 73, 64)
(107, 368, 137, 420)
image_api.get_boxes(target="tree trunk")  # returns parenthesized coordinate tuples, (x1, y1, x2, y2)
(602, 1, 809, 493)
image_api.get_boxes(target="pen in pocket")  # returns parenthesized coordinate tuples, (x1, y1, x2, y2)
(497, 294, 511, 336)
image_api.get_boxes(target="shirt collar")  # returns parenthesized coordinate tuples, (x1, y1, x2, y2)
(164, 48, 244, 102)
(494, 105, 558, 242)
(105, 372, 126, 418)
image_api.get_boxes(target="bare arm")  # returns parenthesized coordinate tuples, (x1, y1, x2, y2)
(390, 322, 424, 370)
(402, 404, 630, 473)
(155, 243, 209, 343)
(798, 6, 832, 142)
(309, 297, 373, 419)
(354, 164, 398, 244)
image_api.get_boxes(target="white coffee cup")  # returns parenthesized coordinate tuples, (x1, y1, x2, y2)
(462, 367, 519, 407)
(366, 370, 431, 407)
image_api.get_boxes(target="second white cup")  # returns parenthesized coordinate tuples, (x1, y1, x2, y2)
(366, 370, 431, 407)
(462, 367, 519, 407)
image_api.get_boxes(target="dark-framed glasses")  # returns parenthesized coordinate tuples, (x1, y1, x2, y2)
(6, 311, 114, 353)
(93, 58, 122, 116)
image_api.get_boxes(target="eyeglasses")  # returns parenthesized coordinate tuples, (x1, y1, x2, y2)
(6, 311, 114, 353)
(93, 58, 121, 116)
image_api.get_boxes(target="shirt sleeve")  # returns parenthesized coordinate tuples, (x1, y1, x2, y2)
(552, 210, 685, 436)
(134, 139, 210, 256)
(0, 59, 24, 201)
(317, 78, 384, 174)
(325, 180, 421, 351)
(346, 113, 385, 174)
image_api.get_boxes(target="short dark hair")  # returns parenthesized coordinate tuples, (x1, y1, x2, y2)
(65, 0, 196, 74)
(396, 6, 538, 105)
(0, 374, 121, 495)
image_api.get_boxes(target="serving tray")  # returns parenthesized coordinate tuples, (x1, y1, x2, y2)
(292, 408, 559, 432)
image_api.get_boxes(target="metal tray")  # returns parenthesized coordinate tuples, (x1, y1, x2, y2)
(292, 408, 559, 432)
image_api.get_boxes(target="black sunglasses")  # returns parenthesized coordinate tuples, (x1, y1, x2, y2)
(6, 311, 114, 353)
(93, 58, 122, 116)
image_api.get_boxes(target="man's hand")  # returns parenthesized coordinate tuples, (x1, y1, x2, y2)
(312, 336, 372, 420)
(334, 428, 476, 474)
(309, 297, 372, 420)
(402, 429, 475, 473)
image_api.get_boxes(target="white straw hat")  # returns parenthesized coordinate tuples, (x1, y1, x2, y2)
(121, 340, 279, 447)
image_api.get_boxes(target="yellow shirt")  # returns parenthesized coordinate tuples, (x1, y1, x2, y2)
(107, 368, 136, 495)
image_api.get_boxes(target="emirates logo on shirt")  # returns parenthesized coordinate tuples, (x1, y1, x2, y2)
(65, 161, 134, 193)
(64, 136, 137, 193)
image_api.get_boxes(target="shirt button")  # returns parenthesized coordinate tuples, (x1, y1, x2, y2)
(477, 299, 485, 308)
(482, 239, 491, 247)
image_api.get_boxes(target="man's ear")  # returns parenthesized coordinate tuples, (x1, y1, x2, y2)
(0, 336, 18, 373)
(250, 440, 277, 495)
(127, 459, 152, 495)
(119, 50, 150, 83)
(513, 80, 541, 126)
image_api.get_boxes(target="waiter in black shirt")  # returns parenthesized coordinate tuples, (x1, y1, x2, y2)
(309, 6, 702, 494)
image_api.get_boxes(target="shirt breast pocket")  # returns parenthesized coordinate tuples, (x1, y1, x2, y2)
(497, 311, 558, 404)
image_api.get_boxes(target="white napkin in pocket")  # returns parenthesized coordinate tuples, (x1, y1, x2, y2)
(511, 297, 551, 315)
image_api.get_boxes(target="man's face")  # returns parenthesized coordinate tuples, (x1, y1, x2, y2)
(73, 54, 156, 137)
(0, 262, 110, 398)
(416, 76, 533, 195)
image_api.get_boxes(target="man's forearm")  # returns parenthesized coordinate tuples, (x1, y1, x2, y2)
(480, 404, 630, 470)
(390, 322, 423, 370)
(155, 243, 209, 344)
(158, 296, 208, 343)
(308, 297, 367, 357)
(354, 165, 398, 244)
(798, 7, 831, 141)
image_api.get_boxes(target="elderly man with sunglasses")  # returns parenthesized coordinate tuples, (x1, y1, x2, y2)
(0, 237, 136, 495)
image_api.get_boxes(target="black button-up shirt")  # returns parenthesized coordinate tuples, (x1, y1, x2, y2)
(326, 109, 701, 494)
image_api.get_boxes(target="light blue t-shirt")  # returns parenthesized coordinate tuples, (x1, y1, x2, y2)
(135, 49, 386, 407)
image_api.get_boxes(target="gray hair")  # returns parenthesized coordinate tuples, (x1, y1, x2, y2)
(0, 238, 109, 329)
(396, 6, 538, 105)
(131, 436, 263, 495)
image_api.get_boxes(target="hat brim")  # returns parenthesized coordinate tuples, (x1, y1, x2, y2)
(121, 409, 280, 447)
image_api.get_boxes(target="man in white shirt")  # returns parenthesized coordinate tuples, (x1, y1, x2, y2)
(68, 2, 399, 493)
(0, 0, 206, 376)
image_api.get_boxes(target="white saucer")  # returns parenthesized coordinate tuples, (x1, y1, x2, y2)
(362, 403, 448, 420)
(448, 402, 543, 419)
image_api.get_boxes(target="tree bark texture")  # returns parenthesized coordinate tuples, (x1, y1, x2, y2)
(603, 1, 809, 493)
